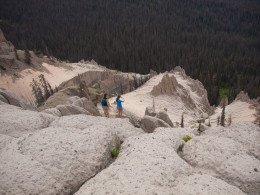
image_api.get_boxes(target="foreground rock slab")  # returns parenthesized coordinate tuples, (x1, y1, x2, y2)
(50, 114, 144, 141)
(0, 105, 56, 137)
(76, 128, 194, 194)
(0, 126, 119, 195)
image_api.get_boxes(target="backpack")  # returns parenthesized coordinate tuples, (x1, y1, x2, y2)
(101, 98, 107, 106)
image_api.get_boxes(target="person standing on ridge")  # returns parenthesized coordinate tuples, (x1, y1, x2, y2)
(116, 95, 125, 118)
(101, 93, 110, 117)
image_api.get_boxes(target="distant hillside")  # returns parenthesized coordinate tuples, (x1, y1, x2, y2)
(0, 0, 259, 105)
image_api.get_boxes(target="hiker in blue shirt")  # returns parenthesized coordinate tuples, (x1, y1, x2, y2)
(101, 93, 110, 117)
(116, 95, 125, 118)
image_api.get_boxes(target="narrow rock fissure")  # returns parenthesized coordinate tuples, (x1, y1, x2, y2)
(70, 144, 122, 195)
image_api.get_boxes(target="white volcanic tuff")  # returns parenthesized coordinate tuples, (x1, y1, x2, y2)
(208, 100, 257, 126)
(0, 62, 105, 103)
(0, 104, 56, 137)
(173, 174, 245, 195)
(204, 122, 260, 159)
(76, 128, 194, 195)
(119, 67, 211, 127)
(182, 133, 260, 194)
(0, 87, 35, 110)
(50, 114, 144, 141)
(0, 126, 119, 195)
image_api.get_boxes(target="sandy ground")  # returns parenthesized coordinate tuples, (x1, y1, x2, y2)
(0, 62, 105, 104)
(207, 101, 257, 126)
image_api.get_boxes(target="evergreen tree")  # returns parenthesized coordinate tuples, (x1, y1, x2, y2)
(220, 103, 226, 127)
(39, 74, 51, 99)
(14, 48, 19, 60)
(24, 49, 31, 65)
(181, 113, 184, 128)
(217, 116, 220, 126)
(30, 78, 44, 106)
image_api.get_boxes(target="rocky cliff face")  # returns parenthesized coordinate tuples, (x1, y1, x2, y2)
(59, 70, 152, 97)
(0, 29, 15, 55)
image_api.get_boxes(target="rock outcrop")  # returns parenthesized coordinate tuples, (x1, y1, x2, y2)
(140, 116, 170, 133)
(0, 87, 35, 110)
(0, 105, 56, 138)
(156, 110, 174, 127)
(50, 114, 144, 141)
(76, 128, 193, 195)
(183, 123, 260, 194)
(0, 126, 119, 195)
(42, 95, 101, 117)
(145, 106, 156, 117)
(0, 29, 15, 55)
(151, 74, 179, 96)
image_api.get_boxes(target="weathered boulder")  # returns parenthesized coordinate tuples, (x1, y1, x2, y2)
(123, 109, 142, 128)
(140, 116, 170, 133)
(0, 126, 119, 195)
(0, 105, 56, 137)
(204, 122, 260, 159)
(182, 134, 260, 194)
(39, 87, 81, 110)
(76, 128, 193, 195)
(173, 174, 245, 195)
(50, 114, 144, 141)
(144, 106, 156, 117)
(66, 96, 81, 104)
(56, 105, 90, 116)
(0, 134, 13, 152)
(156, 110, 174, 127)
(42, 107, 62, 117)
(70, 97, 101, 116)
(0, 87, 35, 110)
(218, 155, 260, 194)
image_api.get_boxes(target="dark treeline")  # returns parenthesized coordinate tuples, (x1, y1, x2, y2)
(0, 0, 259, 105)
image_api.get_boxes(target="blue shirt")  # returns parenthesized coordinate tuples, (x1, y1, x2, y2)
(117, 99, 123, 107)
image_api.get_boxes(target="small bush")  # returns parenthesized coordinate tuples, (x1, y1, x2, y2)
(183, 135, 192, 142)
(111, 145, 120, 158)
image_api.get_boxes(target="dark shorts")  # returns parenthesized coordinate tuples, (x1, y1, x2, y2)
(102, 106, 109, 110)
(117, 107, 123, 111)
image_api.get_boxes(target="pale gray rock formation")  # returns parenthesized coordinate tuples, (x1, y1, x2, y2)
(56, 104, 90, 116)
(173, 174, 245, 195)
(0, 94, 8, 103)
(0, 134, 13, 152)
(0, 105, 56, 137)
(0, 87, 35, 110)
(145, 106, 156, 117)
(182, 135, 246, 169)
(0, 28, 15, 55)
(59, 70, 152, 97)
(156, 110, 174, 127)
(151, 74, 179, 96)
(235, 91, 259, 105)
(50, 114, 144, 141)
(0, 126, 119, 195)
(42, 107, 62, 117)
(204, 122, 260, 159)
(123, 109, 142, 128)
(218, 155, 260, 194)
(76, 128, 193, 195)
(172, 66, 212, 114)
(182, 134, 260, 194)
(140, 116, 170, 133)
(39, 87, 81, 110)
(68, 96, 101, 116)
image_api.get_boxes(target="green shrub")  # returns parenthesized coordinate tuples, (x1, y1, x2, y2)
(183, 135, 192, 142)
(111, 145, 120, 158)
